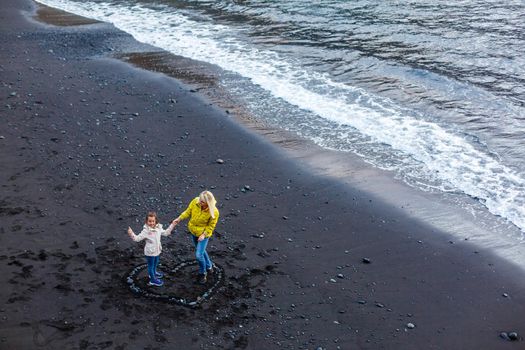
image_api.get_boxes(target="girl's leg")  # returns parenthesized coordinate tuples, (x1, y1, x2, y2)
(194, 237, 209, 275)
(154, 255, 161, 277)
(146, 256, 156, 281)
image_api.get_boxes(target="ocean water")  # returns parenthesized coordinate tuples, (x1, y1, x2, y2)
(35, 0, 525, 233)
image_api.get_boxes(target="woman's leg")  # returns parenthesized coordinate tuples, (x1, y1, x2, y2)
(203, 248, 212, 271)
(193, 236, 210, 275)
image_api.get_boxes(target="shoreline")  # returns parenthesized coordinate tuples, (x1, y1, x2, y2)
(1, 1, 524, 349)
(34, 1, 525, 257)
(113, 20, 525, 269)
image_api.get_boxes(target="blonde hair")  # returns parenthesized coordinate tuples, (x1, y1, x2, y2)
(199, 191, 217, 218)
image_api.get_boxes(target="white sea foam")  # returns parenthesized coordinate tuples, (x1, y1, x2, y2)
(35, 0, 525, 232)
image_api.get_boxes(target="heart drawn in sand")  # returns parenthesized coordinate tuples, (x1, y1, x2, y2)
(126, 260, 224, 307)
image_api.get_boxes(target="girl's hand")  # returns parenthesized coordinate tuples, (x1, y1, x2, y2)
(172, 219, 179, 226)
(198, 233, 206, 242)
(127, 227, 133, 235)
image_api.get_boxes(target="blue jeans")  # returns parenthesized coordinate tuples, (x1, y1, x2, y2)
(192, 235, 212, 275)
(146, 255, 160, 281)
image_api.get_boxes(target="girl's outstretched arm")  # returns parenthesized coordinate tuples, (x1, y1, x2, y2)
(128, 227, 147, 242)
(161, 222, 176, 236)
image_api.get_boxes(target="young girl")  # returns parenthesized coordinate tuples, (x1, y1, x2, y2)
(127, 212, 176, 287)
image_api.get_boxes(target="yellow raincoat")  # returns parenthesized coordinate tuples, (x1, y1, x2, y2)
(179, 197, 219, 238)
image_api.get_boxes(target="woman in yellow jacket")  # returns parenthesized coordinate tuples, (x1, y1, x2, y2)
(173, 191, 219, 284)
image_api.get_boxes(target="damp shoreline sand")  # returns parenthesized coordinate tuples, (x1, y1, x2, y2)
(1, 1, 524, 349)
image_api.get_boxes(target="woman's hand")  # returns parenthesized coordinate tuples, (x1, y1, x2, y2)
(198, 233, 206, 242)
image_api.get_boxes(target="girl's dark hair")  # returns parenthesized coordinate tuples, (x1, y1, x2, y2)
(145, 211, 159, 224)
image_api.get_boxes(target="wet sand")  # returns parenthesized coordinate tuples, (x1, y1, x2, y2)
(1, 1, 524, 349)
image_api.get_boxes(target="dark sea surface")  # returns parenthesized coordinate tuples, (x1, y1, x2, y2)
(36, 0, 525, 233)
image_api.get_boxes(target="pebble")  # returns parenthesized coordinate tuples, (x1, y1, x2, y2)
(509, 332, 519, 341)
(0, 136, 4, 139)
(362, 258, 371, 264)
(216, 158, 224, 164)
(502, 293, 509, 298)
(337, 273, 344, 279)
(406, 323, 415, 329)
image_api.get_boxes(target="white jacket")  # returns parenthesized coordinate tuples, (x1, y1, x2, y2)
(130, 223, 175, 256)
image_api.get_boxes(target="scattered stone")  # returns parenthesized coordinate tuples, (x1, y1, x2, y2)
(500, 332, 510, 341)
(376, 303, 384, 308)
(0, 136, 4, 139)
(282, 216, 288, 220)
(406, 323, 415, 329)
(216, 158, 224, 164)
(502, 293, 509, 298)
(337, 273, 344, 279)
(362, 258, 371, 264)
(329, 278, 337, 283)
(357, 300, 366, 305)
(509, 332, 519, 341)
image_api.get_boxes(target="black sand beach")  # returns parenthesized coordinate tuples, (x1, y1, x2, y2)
(1, 1, 524, 349)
